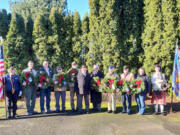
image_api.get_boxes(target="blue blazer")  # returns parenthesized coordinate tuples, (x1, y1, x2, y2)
(37, 67, 54, 79)
(4, 75, 22, 93)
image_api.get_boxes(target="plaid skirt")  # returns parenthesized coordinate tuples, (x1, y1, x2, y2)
(151, 91, 166, 105)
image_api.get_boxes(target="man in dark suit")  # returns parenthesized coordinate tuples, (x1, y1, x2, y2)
(77, 65, 91, 114)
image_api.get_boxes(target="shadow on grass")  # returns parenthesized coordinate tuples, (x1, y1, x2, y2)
(1, 101, 180, 121)
(0, 105, 153, 121)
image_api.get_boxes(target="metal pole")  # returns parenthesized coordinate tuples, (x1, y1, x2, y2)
(170, 39, 179, 113)
(3, 78, 8, 119)
(0, 37, 7, 119)
(170, 89, 174, 113)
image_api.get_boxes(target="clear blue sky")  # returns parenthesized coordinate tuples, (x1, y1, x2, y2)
(0, 0, 89, 17)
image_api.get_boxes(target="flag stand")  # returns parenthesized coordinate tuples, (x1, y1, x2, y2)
(170, 90, 174, 113)
(3, 84, 7, 119)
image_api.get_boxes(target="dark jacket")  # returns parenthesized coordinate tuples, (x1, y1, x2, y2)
(37, 67, 54, 79)
(90, 70, 104, 104)
(77, 70, 91, 95)
(136, 74, 150, 95)
(4, 74, 22, 93)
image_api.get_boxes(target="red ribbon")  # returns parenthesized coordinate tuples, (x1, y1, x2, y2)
(25, 72, 30, 83)
(25, 72, 30, 78)
(96, 80, 101, 86)
(40, 75, 46, 84)
(108, 80, 114, 89)
(70, 69, 75, 76)
(136, 80, 142, 88)
(59, 75, 64, 83)
(118, 80, 123, 86)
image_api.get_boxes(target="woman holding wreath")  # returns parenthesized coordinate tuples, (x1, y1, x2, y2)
(135, 67, 150, 115)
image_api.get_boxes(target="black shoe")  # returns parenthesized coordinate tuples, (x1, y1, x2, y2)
(12, 115, 17, 119)
(86, 111, 90, 114)
(97, 110, 101, 113)
(113, 111, 117, 114)
(153, 112, 158, 115)
(92, 109, 97, 112)
(161, 112, 166, 116)
(32, 111, 38, 115)
(27, 112, 32, 116)
(46, 110, 52, 114)
(41, 111, 46, 114)
(7, 116, 12, 119)
(71, 109, 75, 112)
(121, 111, 126, 114)
(107, 110, 112, 113)
(61, 110, 66, 113)
(78, 111, 83, 114)
(55, 110, 61, 113)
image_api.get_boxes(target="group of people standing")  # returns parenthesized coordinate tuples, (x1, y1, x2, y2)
(3, 60, 168, 119)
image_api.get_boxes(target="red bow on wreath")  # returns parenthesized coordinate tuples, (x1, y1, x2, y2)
(118, 80, 123, 86)
(25, 72, 30, 78)
(70, 70, 75, 76)
(108, 80, 114, 89)
(136, 80, 142, 88)
(25, 72, 30, 83)
(40, 75, 46, 84)
(96, 80, 101, 86)
(59, 75, 64, 83)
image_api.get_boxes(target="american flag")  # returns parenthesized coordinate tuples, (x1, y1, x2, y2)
(0, 45, 5, 100)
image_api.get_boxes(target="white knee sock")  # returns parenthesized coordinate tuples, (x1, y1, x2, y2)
(160, 104, 164, 113)
(154, 104, 158, 113)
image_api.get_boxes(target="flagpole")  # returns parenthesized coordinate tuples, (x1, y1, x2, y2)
(170, 39, 179, 113)
(0, 37, 7, 119)
(3, 77, 7, 119)
(170, 88, 174, 113)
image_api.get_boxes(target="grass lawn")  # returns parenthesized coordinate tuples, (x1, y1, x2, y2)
(0, 91, 155, 118)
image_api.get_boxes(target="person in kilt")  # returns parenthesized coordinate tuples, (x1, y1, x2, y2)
(135, 67, 150, 115)
(90, 65, 104, 112)
(22, 61, 37, 115)
(151, 64, 167, 115)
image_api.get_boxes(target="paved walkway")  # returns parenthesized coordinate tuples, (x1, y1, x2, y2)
(0, 112, 179, 135)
